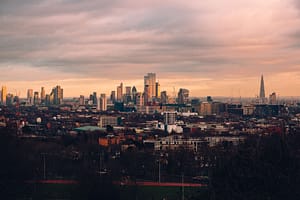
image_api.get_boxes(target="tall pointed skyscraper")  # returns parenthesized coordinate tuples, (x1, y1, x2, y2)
(259, 75, 265, 98)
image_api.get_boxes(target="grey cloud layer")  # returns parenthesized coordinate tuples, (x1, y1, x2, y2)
(1, 0, 300, 82)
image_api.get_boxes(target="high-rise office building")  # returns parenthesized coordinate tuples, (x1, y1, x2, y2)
(125, 86, 131, 96)
(34, 91, 39, 105)
(50, 85, 63, 105)
(155, 82, 160, 98)
(200, 102, 212, 115)
(125, 86, 132, 103)
(92, 92, 97, 105)
(132, 86, 137, 104)
(136, 92, 144, 107)
(144, 85, 149, 105)
(178, 88, 189, 104)
(1, 86, 7, 105)
(117, 83, 123, 102)
(6, 93, 14, 106)
(79, 95, 85, 105)
(144, 73, 156, 102)
(27, 89, 33, 105)
(259, 75, 265, 99)
(161, 91, 167, 104)
(110, 91, 116, 103)
(269, 92, 276, 105)
(41, 87, 46, 102)
(100, 93, 107, 111)
(259, 75, 267, 104)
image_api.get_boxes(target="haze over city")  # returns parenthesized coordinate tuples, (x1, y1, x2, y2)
(1, 0, 300, 97)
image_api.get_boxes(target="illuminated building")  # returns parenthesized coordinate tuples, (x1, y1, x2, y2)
(117, 82, 123, 102)
(1, 86, 7, 105)
(155, 82, 160, 98)
(41, 87, 45, 102)
(177, 88, 189, 104)
(27, 89, 33, 105)
(144, 73, 156, 102)
(100, 93, 107, 111)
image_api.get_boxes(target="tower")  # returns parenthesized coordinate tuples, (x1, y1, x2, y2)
(144, 73, 156, 102)
(178, 88, 189, 104)
(100, 93, 107, 111)
(27, 89, 33, 105)
(41, 87, 45, 102)
(117, 83, 123, 102)
(155, 82, 160, 98)
(1, 86, 7, 105)
(259, 75, 265, 99)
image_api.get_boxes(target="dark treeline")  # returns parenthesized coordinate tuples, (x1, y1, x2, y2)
(0, 127, 299, 199)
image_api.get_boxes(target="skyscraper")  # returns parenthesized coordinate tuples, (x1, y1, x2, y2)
(117, 82, 123, 102)
(136, 92, 144, 107)
(132, 86, 137, 104)
(125, 86, 132, 103)
(178, 88, 189, 104)
(161, 91, 167, 104)
(100, 93, 107, 111)
(50, 85, 63, 105)
(259, 75, 265, 98)
(155, 82, 160, 98)
(110, 91, 116, 103)
(269, 92, 276, 105)
(1, 86, 7, 105)
(34, 91, 39, 105)
(79, 95, 85, 105)
(41, 87, 46, 102)
(27, 89, 33, 105)
(144, 73, 156, 102)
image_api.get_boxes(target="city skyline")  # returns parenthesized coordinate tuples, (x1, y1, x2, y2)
(1, 0, 300, 97)
(0, 74, 293, 99)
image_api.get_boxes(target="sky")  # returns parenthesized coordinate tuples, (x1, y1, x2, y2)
(1, 0, 300, 98)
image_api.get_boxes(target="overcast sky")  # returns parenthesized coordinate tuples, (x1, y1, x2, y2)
(1, 0, 300, 97)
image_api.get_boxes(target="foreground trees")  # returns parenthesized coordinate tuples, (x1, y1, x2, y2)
(210, 134, 300, 200)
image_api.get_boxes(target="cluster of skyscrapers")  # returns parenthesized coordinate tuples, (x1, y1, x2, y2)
(26, 85, 63, 106)
(0, 74, 278, 112)
(106, 73, 189, 107)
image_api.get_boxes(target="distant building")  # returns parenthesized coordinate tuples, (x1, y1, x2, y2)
(41, 87, 45, 102)
(1, 86, 7, 105)
(125, 86, 131, 103)
(269, 92, 276, 105)
(132, 86, 137, 104)
(144, 73, 156, 102)
(259, 75, 265, 98)
(6, 93, 14, 106)
(100, 93, 107, 111)
(178, 88, 189, 104)
(164, 111, 176, 125)
(27, 89, 33, 105)
(99, 116, 118, 128)
(92, 92, 97, 105)
(136, 92, 144, 112)
(110, 91, 116, 103)
(155, 82, 160, 98)
(200, 102, 212, 115)
(117, 83, 123, 102)
(259, 75, 267, 104)
(79, 95, 85, 105)
(50, 85, 63, 105)
(34, 91, 39, 105)
(161, 91, 168, 104)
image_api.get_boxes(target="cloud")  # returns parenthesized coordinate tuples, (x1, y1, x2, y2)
(1, 0, 300, 96)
